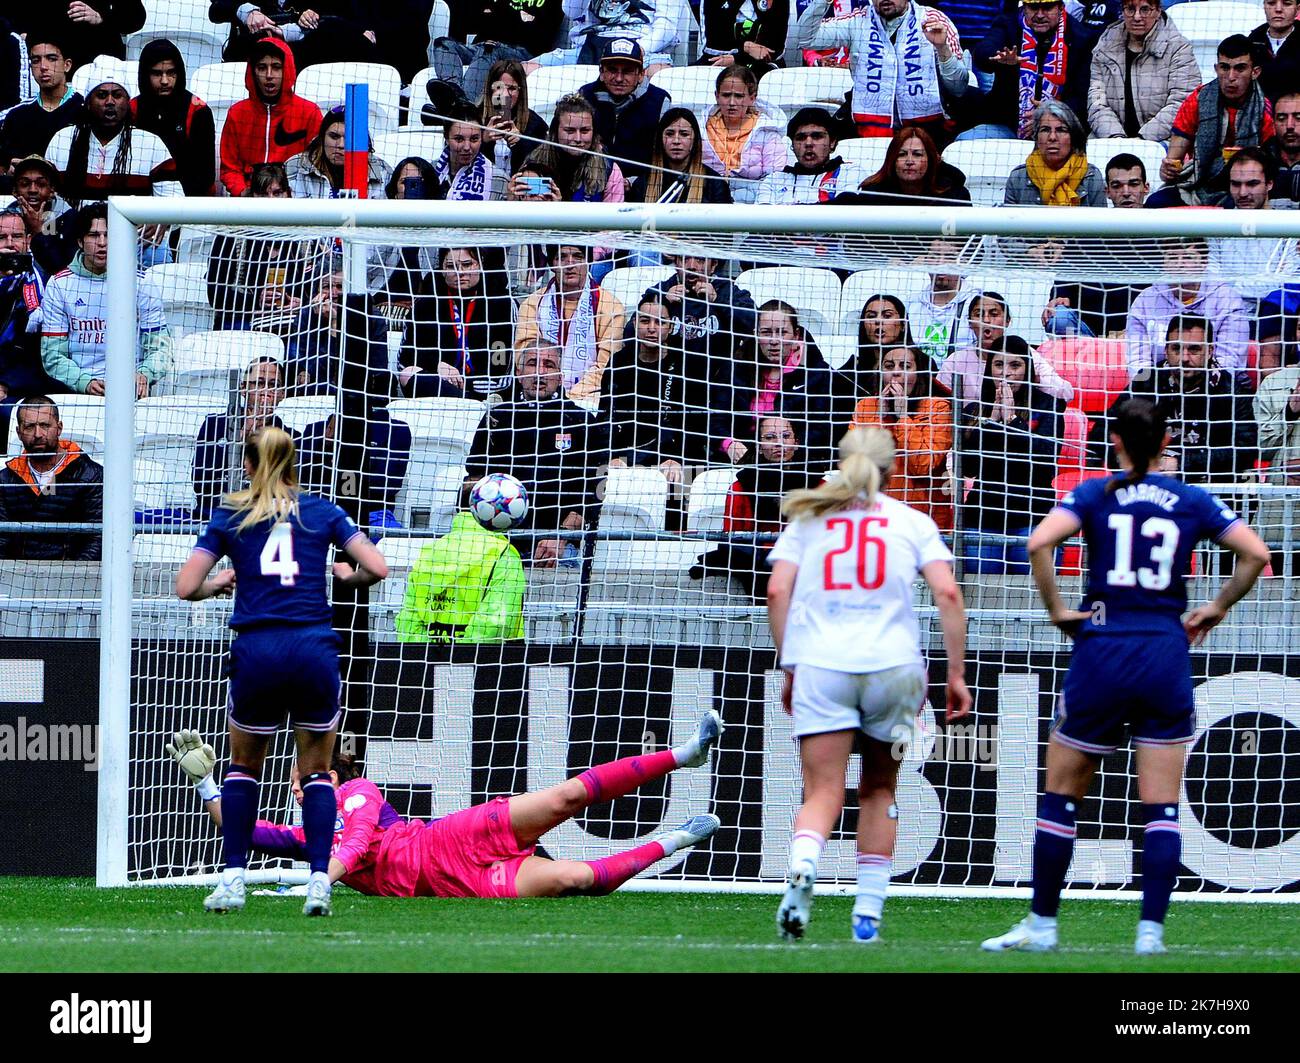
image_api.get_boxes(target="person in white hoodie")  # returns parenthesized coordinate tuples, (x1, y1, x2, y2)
(699, 65, 788, 204)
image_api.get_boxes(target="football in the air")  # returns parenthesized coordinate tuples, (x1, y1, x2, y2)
(469, 473, 529, 531)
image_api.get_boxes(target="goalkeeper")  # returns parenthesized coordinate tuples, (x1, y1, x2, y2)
(166, 710, 722, 900)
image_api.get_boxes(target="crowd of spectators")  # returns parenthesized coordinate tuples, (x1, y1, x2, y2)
(0, 1, 1296, 579)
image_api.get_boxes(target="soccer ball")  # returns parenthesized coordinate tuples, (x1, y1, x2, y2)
(469, 473, 529, 532)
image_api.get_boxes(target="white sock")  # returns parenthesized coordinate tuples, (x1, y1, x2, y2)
(852, 853, 891, 919)
(220, 867, 245, 885)
(1027, 912, 1057, 931)
(789, 829, 825, 875)
(1137, 919, 1163, 939)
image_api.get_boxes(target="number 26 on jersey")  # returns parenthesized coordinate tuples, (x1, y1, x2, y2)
(824, 516, 889, 591)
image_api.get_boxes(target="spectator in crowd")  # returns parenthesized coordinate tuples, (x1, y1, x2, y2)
(515, 244, 625, 403)
(537, 0, 685, 68)
(1003, 100, 1107, 206)
(8, 156, 76, 277)
(1253, 318, 1300, 572)
(283, 260, 387, 391)
(940, 292, 1074, 402)
(849, 344, 953, 529)
(797, 0, 966, 141)
(286, 107, 391, 200)
(130, 40, 216, 198)
(1208, 147, 1297, 305)
(0, 395, 102, 560)
(699, 66, 787, 204)
(1087, 0, 1199, 141)
(208, 0, 378, 68)
(908, 238, 980, 365)
(45, 62, 181, 204)
(629, 107, 733, 203)
(394, 505, 526, 643)
(380, 156, 442, 300)
(41, 203, 171, 398)
(0, 36, 83, 176)
(401, 246, 516, 399)
(700, 0, 789, 77)
(832, 124, 971, 205)
(465, 343, 608, 567)
(480, 58, 550, 174)
(1092, 315, 1257, 479)
(1126, 238, 1250, 375)
(1250, 0, 1300, 106)
(10, 4, 144, 72)
(503, 159, 562, 298)
(192, 356, 291, 519)
(1101, 149, 1150, 207)
(579, 39, 672, 185)
(647, 250, 756, 365)
(432, 0, 566, 102)
(428, 103, 506, 202)
(601, 291, 714, 475)
(970, 0, 1098, 142)
(521, 95, 627, 203)
(297, 407, 411, 527)
(1267, 91, 1300, 205)
(219, 38, 323, 197)
(1152, 34, 1275, 208)
(754, 106, 861, 204)
(207, 162, 322, 335)
(958, 344, 1065, 573)
(0, 210, 61, 405)
(843, 293, 912, 410)
(714, 300, 838, 464)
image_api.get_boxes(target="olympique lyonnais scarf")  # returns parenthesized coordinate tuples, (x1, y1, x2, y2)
(537, 276, 600, 388)
(1018, 12, 1069, 137)
(433, 148, 491, 201)
(854, 4, 954, 133)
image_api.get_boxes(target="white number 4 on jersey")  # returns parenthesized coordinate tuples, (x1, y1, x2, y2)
(259, 522, 300, 587)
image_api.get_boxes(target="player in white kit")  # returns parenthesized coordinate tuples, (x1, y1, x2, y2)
(767, 426, 972, 943)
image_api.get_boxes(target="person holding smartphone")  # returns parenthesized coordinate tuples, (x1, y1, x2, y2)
(477, 59, 548, 173)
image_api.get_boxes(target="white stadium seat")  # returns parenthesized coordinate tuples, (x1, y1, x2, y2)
(840, 268, 943, 332)
(599, 467, 668, 532)
(942, 138, 1034, 207)
(965, 270, 1057, 347)
(832, 137, 890, 178)
(143, 262, 213, 341)
(375, 128, 445, 171)
(174, 226, 215, 264)
(1094, 136, 1170, 193)
(274, 395, 336, 434)
(135, 457, 194, 511)
(126, 0, 227, 73)
(159, 330, 284, 399)
(7, 396, 105, 460)
(736, 267, 844, 340)
(817, 334, 857, 371)
(650, 66, 718, 111)
(295, 62, 403, 133)
(1168, 2, 1261, 81)
(394, 463, 466, 533)
(599, 266, 674, 315)
(135, 397, 225, 513)
(686, 467, 738, 535)
(190, 62, 248, 106)
(527, 65, 598, 124)
(406, 65, 437, 127)
(757, 67, 852, 114)
(386, 397, 485, 463)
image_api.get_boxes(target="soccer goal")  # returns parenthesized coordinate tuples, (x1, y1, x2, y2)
(94, 196, 1300, 898)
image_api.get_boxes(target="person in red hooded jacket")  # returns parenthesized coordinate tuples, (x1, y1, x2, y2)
(220, 37, 323, 197)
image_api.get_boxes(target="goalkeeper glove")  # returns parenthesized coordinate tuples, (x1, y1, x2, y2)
(166, 729, 219, 801)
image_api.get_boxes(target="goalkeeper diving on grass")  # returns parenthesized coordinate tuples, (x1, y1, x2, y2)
(166, 709, 723, 902)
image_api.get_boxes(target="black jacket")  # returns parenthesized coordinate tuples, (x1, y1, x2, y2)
(831, 164, 973, 207)
(960, 386, 1065, 531)
(132, 40, 217, 197)
(406, 274, 517, 399)
(579, 78, 671, 185)
(11, 3, 145, 70)
(0, 270, 61, 398)
(1249, 23, 1300, 106)
(465, 0, 567, 56)
(973, 12, 1098, 134)
(626, 163, 734, 204)
(0, 445, 103, 560)
(645, 273, 756, 364)
(701, 0, 789, 64)
(598, 336, 715, 467)
(0, 93, 84, 174)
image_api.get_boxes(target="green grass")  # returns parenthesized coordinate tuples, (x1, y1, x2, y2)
(2, 878, 1296, 973)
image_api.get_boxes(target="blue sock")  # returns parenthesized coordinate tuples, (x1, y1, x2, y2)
(1031, 792, 1078, 918)
(220, 765, 260, 871)
(300, 771, 337, 875)
(1140, 802, 1181, 924)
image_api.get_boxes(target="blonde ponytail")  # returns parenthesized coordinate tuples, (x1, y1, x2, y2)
(782, 427, 895, 520)
(225, 426, 301, 533)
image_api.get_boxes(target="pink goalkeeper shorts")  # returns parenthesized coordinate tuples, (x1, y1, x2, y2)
(418, 796, 535, 898)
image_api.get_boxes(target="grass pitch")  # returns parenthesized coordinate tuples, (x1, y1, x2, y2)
(1, 878, 1296, 973)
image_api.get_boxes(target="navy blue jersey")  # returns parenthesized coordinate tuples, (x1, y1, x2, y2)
(194, 494, 364, 631)
(1057, 473, 1241, 636)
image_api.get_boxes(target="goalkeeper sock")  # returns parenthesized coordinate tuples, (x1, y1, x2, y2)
(789, 829, 825, 875)
(300, 771, 336, 875)
(852, 852, 891, 920)
(583, 841, 666, 895)
(577, 749, 678, 806)
(1139, 802, 1181, 925)
(1030, 791, 1077, 918)
(220, 765, 260, 871)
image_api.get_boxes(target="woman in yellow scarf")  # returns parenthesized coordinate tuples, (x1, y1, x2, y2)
(1003, 100, 1107, 207)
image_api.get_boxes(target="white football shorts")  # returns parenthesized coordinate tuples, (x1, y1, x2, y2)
(791, 662, 928, 744)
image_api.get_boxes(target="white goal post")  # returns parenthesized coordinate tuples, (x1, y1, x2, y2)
(97, 197, 1300, 899)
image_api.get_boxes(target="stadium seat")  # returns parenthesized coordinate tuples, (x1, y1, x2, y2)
(1059, 405, 1090, 468)
(135, 457, 193, 511)
(818, 334, 856, 371)
(125, 0, 227, 72)
(71, 57, 135, 97)
(757, 67, 852, 114)
(650, 66, 719, 111)
(0, 195, 12, 212)
(1168, 2, 1261, 82)
(599, 466, 669, 532)
(599, 266, 674, 315)
(403, 65, 437, 127)
(833, 137, 890, 178)
(393, 463, 466, 533)
(189, 62, 248, 106)
(941, 139, 1034, 207)
(7, 395, 105, 459)
(527, 65, 599, 124)
(374, 128, 445, 170)
(386, 398, 485, 461)
(736, 266, 843, 340)
(965, 269, 1056, 347)
(427, 1, 452, 61)
(159, 330, 284, 399)
(174, 226, 215, 264)
(686, 467, 738, 534)
(839, 268, 941, 333)
(387, 399, 485, 527)
(273, 395, 336, 433)
(1036, 336, 1129, 414)
(295, 63, 403, 133)
(1096, 137, 1169, 193)
(135, 397, 226, 512)
(143, 262, 214, 340)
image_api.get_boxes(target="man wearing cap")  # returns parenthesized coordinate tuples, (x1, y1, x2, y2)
(44, 61, 181, 204)
(579, 38, 672, 184)
(534, 0, 685, 70)
(796, 0, 968, 142)
(0, 37, 84, 179)
(754, 107, 862, 204)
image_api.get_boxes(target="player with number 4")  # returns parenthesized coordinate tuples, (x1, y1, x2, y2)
(175, 426, 388, 917)
(982, 399, 1270, 956)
